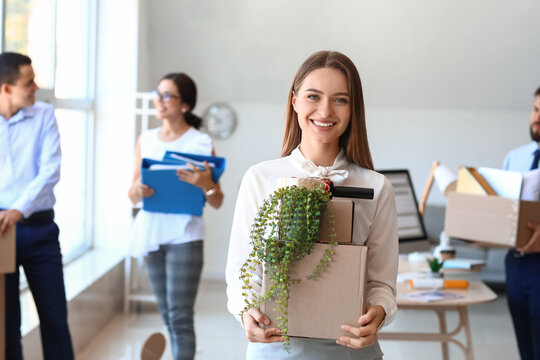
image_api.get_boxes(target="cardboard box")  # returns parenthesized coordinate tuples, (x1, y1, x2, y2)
(444, 192, 540, 248)
(318, 199, 354, 244)
(0, 225, 16, 274)
(261, 243, 367, 339)
(0, 225, 15, 360)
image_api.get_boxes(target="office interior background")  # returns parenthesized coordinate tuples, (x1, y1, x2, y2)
(4, 0, 540, 358)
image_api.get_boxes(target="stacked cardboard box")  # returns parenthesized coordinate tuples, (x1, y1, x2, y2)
(0, 226, 16, 360)
(261, 198, 368, 339)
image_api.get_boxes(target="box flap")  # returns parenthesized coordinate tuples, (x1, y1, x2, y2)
(516, 200, 540, 249)
(456, 167, 496, 196)
(0, 226, 15, 274)
(445, 192, 519, 247)
(261, 243, 367, 339)
(318, 199, 354, 244)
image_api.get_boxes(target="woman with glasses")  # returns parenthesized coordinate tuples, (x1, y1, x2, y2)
(129, 73, 224, 360)
(226, 51, 398, 359)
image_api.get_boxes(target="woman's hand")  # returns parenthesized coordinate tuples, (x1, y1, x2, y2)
(130, 178, 154, 203)
(516, 222, 540, 254)
(242, 308, 285, 343)
(177, 162, 215, 192)
(336, 305, 386, 349)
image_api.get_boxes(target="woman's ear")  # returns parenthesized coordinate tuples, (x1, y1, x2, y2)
(291, 94, 298, 113)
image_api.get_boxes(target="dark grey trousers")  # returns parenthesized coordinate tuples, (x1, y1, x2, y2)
(145, 240, 203, 360)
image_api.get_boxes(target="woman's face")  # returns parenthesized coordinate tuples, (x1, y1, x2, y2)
(292, 67, 351, 148)
(153, 79, 186, 120)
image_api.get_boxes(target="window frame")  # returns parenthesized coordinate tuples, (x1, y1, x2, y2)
(0, 0, 98, 263)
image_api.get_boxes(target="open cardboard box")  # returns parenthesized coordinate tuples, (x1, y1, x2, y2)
(261, 198, 366, 340)
(0, 226, 16, 360)
(444, 192, 540, 248)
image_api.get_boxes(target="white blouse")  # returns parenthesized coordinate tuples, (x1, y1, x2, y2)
(129, 127, 213, 257)
(225, 147, 399, 327)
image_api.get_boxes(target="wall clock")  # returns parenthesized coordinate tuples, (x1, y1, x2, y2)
(201, 102, 237, 140)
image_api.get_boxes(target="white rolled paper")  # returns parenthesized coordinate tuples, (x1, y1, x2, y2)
(434, 164, 457, 195)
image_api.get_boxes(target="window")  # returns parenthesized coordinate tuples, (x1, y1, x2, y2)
(2, 0, 96, 261)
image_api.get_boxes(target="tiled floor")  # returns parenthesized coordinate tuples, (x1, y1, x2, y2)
(77, 280, 520, 360)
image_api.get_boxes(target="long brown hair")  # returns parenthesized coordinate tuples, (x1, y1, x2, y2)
(281, 51, 373, 170)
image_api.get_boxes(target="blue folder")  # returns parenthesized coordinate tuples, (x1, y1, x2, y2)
(141, 152, 226, 215)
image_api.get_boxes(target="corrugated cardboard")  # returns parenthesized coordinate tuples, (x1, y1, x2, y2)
(0, 226, 15, 360)
(0, 226, 16, 274)
(444, 192, 540, 248)
(318, 199, 354, 244)
(261, 243, 367, 339)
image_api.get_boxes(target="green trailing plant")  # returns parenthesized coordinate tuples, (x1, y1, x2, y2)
(427, 257, 444, 273)
(239, 184, 337, 351)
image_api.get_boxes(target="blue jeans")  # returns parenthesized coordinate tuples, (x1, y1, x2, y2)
(505, 250, 540, 360)
(145, 240, 203, 360)
(5, 221, 74, 360)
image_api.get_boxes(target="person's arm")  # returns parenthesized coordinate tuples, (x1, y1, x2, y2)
(176, 148, 224, 209)
(225, 166, 283, 342)
(128, 136, 154, 205)
(337, 176, 399, 349)
(516, 222, 540, 253)
(10, 107, 61, 218)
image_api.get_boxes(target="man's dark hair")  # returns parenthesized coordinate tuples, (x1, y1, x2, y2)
(535, 87, 540, 97)
(0, 52, 32, 87)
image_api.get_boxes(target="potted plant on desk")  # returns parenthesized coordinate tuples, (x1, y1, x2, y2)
(427, 257, 445, 278)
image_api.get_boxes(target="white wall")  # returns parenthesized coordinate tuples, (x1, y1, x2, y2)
(139, 0, 539, 278)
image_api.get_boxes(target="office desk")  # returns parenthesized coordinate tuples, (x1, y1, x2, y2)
(378, 258, 497, 360)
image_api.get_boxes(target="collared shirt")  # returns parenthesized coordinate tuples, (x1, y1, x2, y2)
(225, 147, 399, 328)
(0, 101, 61, 217)
(503, 141, 540, 172)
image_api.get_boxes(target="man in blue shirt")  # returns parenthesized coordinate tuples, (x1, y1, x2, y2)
(0, 53, 73, 359)
(502, 86, 540, 360)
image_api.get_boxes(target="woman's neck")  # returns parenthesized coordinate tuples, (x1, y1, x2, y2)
(159, 117, 191, 141)
(299, 140, 340, 167)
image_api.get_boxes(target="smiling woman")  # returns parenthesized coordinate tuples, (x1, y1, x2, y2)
(128, 72, 224, 360)
(292, 67, 351, 158)
(226, 51, 398, 360)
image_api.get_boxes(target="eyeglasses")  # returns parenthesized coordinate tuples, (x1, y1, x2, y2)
(151, 90, 180, 103)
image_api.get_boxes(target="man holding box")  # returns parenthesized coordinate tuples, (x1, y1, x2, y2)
(502, 86, 540, 360)
(0, 53, 73, 359)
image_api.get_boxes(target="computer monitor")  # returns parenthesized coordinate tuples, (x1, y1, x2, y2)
(377, 169, 430, 253)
